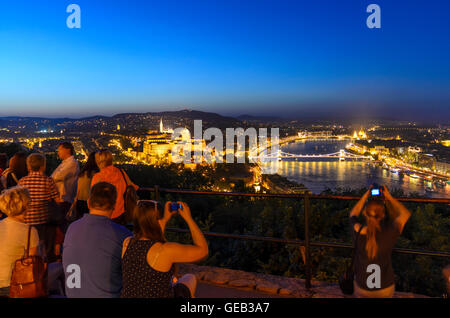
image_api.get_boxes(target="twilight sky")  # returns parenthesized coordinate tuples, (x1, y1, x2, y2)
(0, 0, 449, 121)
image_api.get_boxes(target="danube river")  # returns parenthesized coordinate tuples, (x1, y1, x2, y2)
(277, 140, 449, 198)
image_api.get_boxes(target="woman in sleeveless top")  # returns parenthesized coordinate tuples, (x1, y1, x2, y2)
(349, 185, 411, 298)
(121, 200, 208, 298)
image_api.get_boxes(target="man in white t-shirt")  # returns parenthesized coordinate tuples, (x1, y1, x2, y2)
(51, 142, 80, 233)
(51, 142, 80, 205)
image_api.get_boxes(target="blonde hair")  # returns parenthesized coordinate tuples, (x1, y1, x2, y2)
(95, 150, 113, 169)
(0, 186, 30, 217)
(363, 201, 386, 260)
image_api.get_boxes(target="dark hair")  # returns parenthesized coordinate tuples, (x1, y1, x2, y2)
(80, 152, 99, 178)
(133, 201, 165, 243)
(88, 182, 117, 212)
(9, 153, 28, 179)
(26, 153, 46, 172)
(0, 153, 7, 170)
(59, 142, 74, 155)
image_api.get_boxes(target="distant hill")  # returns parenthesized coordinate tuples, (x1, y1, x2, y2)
(79, 115, 111, 121)
(1, 109, 240, 123)
(236, 114, 284, 122)
(0, 116, 73, 122)
(114, 109, 239, 123)
(0, 109, 245, 131)
(107, 109, 243, 130)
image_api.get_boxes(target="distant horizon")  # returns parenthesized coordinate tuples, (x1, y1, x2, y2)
(0, 107, 448, 125)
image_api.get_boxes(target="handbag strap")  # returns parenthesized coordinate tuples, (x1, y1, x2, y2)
(25, 226, 31, 258)
(349, 223, 364, 268)
(119, 168, 129, 186)
(11, 172, 19, 184)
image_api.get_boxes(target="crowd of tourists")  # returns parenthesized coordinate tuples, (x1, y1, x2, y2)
(0, 144, 207, 298)
(0, 143, 447, 298)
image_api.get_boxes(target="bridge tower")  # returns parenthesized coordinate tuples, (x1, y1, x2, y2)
(339, 149, 345, 161)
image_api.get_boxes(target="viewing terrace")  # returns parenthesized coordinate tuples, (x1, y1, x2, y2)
(136, 186, 450, 298)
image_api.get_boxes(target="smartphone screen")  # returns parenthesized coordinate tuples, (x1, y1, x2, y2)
(371, 189, 380, 196)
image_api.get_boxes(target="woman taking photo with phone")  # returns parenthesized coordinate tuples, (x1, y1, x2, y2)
(349, 185, 411, 298)
(121, 200, 208, 298)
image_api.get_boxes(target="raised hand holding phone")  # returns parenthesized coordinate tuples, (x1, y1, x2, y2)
(169, 202, 183, 213)
(177, 202, 192, 220)
(369, 183, 385, 201)
(381, 185, 393, 201)
(163, 201, 177, 220)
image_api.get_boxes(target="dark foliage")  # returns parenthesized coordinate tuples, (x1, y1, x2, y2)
(1, 144, 447, 297)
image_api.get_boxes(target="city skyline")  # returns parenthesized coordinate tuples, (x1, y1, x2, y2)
(0, 0, 449, 121)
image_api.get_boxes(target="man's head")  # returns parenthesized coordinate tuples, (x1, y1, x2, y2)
(57, 142, 74, 160)
(26, 153, 46, 173)
(88, 182, 117, 217)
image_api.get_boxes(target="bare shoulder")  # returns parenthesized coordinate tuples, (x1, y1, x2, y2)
(121, 236, 133, 258)
(146, 242, 166, 263)
(123, 236, 132, 244)
(155, 241, 185, 255)
(160, 241, 183, 249)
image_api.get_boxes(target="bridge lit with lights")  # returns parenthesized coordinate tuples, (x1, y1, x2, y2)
(250, 149, 372, 161)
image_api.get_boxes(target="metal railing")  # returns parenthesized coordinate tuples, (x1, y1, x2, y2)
(139, 186, 450, 289)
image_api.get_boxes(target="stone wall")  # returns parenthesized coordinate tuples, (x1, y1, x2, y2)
(177, 264, 429, 298)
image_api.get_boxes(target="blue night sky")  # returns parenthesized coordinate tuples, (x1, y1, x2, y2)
(0, 0, 449, 120)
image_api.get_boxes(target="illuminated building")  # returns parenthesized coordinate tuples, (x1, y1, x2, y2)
(370, 145, 389, 155)
(143, 139, 175, 163)
(408, 146, 422, 153)
(159, 118, 174, 134)
(416, 153, 435, 170)
(352, 128, 367, 140)
(435, 161, 450, 174)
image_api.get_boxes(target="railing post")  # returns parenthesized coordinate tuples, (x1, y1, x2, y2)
(154, 185, 160, 201)
(304, 191, 312, 289)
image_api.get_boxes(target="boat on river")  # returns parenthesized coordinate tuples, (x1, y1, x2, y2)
(434, 180, 446, 188)
(425, 186, 437, 193)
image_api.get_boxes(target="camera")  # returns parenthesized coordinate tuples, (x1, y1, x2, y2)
(369, 184, 384, 200)
(170, 202, 183, 212)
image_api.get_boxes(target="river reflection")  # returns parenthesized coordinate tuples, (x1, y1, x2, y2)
(278, 140, 449, 198)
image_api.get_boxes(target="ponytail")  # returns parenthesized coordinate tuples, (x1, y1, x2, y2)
(365, 215, 381, 259)
(363, 200, 386, 260)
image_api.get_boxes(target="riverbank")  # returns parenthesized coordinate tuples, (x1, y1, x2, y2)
(278, 140, 449, 197)
(262, 174, 308, 194)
